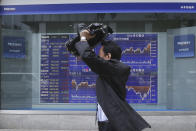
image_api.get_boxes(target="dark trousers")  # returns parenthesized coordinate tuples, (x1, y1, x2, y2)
(98, 121, 115, 131)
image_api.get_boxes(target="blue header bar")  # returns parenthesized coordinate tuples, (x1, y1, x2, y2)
(0, 3, 196, 15)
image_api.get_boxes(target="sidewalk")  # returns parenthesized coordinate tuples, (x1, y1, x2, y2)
(0, 111, 196, 131)
(0, 130, 97, 131)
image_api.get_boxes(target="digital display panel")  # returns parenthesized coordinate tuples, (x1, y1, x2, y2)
(40, 35, 70, 103)
(109, 34, 158, 103)
(3, 36, 25, 58)
(40, 33, 158, 104)
(174, 34, 195, 58)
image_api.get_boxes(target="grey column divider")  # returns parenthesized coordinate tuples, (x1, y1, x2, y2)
(0, 15, 2, 110)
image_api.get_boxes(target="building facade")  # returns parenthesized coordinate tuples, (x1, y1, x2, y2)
(0, 0, 196, 130)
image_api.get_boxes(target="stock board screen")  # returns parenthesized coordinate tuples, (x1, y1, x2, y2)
(40, 33, 158, 104)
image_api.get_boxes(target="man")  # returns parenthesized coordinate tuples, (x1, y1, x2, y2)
(73, 30, 151, 131)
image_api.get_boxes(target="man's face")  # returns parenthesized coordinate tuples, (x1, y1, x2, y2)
(99, 46, 111, 60)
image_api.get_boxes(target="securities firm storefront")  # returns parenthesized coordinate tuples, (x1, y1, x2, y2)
(0, 0, 196, 130)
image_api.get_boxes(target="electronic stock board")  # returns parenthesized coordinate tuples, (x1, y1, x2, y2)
(40, 33, 157, 104)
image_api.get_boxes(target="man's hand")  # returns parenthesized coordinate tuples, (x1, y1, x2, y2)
(80, 30, 96, 41)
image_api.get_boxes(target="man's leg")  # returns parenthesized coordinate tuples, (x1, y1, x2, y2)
(98, 121, 114, 131)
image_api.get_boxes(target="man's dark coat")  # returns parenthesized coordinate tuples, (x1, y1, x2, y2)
(75, 42, 151, 131)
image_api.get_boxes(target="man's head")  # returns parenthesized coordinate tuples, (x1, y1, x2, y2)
(99, 40, 122, 60)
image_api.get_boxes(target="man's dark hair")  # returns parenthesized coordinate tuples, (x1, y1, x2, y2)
(101, 40, 122, 60)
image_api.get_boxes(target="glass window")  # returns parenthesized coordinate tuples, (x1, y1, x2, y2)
(1, 13, 196, 111)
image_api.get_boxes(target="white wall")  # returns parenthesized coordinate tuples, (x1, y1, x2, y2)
(0, 0, 196, 5)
